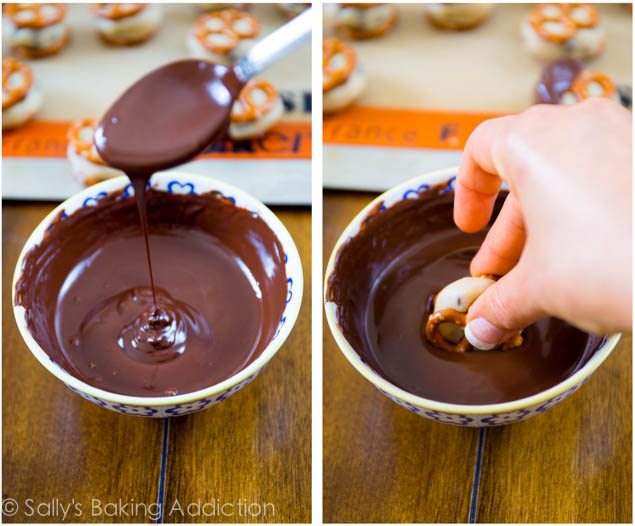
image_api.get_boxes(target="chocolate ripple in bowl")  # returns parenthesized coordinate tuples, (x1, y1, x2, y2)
(15, 189, 288, 397)
(326, 184, 603, 405)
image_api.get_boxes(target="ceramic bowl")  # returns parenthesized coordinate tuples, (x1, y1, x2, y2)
(324, 167, 620, 427)
(13, 171, 303, 417)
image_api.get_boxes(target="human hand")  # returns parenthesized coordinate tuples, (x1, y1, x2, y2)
(455, 98, 632, 350)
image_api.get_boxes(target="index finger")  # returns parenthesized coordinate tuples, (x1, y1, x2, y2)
(454, 115, 515, 233)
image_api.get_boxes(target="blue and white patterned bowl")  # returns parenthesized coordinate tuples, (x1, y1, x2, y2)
(324, 168, 620, 427)
(13, 172, 303, 417)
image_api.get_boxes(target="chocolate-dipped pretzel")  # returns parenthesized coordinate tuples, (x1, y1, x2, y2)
(6, 3, 69, 58)
(92, 3, 162, 46)
(232, 79, 279, 123)
(323, 37, 356, 92)
(425, 276, 523, 352)
(67, 118, 124, 185)
(93, 3, 145, 20)
(68, 118, 106, 165)
(2, 57, 42, 130)
(228, 78, 284, 140)
(534, 58, 621, 106)
(323, 37, 366, 114)
(197, 8, 260, 41)
(2, 57, 32, 110)
(188, 8, 260, 63)
(335, 3, 397, 40)
(522, 3, 605, 61)
(425, 309, 471, 353)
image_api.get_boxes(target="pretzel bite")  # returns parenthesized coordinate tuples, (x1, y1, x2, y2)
(2, 58, 42, 130)
(67, 118, 124, 186)
(93, 3, 162, 45)
(228, 79, 284, 140)
(5, 3, 69, 58)
(425, 276, 523, 352)
(522, 4, 605, 61)
(534, 58, 622, 106)
(277, 3, 310, 19)
(323, 38, 365, 114)
(194, 4, 249, 13)
(335, 3, 397, 40)
(187, 8, 260, 64)
(424, 4, 493, 30)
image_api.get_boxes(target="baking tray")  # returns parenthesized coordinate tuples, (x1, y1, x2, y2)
(323, 3, 632, 192)
(2, 3, 312, 205)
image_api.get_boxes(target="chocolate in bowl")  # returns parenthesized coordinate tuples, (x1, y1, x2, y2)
(14, 179, 289, 398)
(325, 180, 605, 406)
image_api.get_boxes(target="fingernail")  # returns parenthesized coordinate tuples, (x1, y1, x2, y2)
(465, 318, 506, 350)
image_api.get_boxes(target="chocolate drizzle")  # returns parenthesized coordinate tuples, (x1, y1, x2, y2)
(15, 189, 287, 396)
(326, 185, 603, 405)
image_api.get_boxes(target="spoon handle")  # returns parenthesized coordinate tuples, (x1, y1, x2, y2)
(235, 8, 312, 82)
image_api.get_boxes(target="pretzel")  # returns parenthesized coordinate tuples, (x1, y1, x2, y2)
(571, 71, 615, 101)
(530, 7, 576, 43)
(323, 38, 356, 92)
(340, 3, 381, 7)
(68, 118, 106, 165)
(196, 8, 259, 44)
(530, 4, 599, 43)
(426, 309, 471, 353)
(5, 3, 66, 29)
(566, 4, 599, 29)
(93, 3, 146, 20)
(425, 308, 524, 353)
(2, 58, 33, 110)
(231, 79, 278, 123)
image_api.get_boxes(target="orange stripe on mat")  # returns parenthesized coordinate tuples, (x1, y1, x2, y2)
(323, 106, 503, 150)
(2, 120, 311, 160)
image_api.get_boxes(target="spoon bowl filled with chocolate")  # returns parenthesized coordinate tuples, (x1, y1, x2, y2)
(13, 172, 303, 417)
(324, 168, 620, 427)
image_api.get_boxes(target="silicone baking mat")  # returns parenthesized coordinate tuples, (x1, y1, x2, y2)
(323, 3, 632, 192)
(2, 3, 312, 205)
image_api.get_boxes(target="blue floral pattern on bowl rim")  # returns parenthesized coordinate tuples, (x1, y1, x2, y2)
(324, 167, 621, 427)
(13, 172, 303, 418)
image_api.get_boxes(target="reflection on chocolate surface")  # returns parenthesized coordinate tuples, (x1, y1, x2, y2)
(15, 189, 287, 396)
(326, 184, 603, 405)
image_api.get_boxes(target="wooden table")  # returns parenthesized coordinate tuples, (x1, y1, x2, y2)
(2, 203, 311, 524)
(323, 191, 632, 524)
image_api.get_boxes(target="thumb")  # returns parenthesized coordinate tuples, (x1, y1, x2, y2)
(464, 262, 547, 350)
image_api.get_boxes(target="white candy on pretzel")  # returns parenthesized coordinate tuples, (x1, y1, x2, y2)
(425, 276, 523, 353)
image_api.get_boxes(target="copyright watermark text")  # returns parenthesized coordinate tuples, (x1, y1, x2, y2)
(2, 497, 275, 521)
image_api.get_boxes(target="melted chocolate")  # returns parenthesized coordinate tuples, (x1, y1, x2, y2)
(15, 190, 287, 396)
(534, 58, 584, 104)
(94, 59, 245, 323)
(95, 59, 243, 176)
(326, 185, 603, 405)
(38, 58, 253, 395)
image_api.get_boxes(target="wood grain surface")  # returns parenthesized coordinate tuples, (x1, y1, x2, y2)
(2, 203, 311, 524)
(322, 191, 632, 524)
